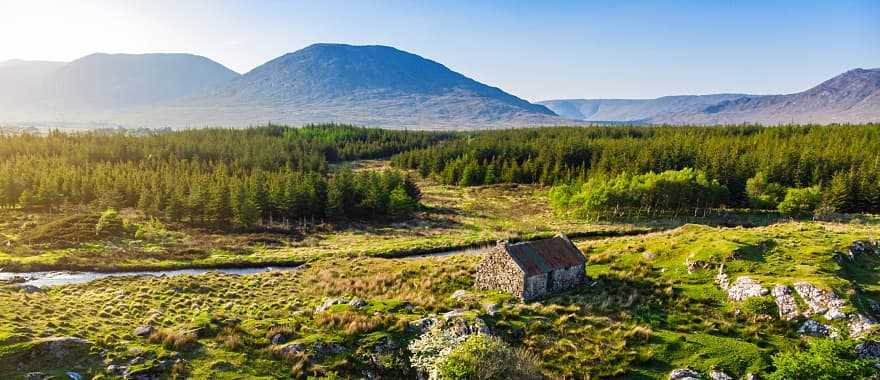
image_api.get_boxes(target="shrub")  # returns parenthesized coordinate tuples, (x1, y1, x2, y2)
(95, 208, 125, 236)
(437, 334, 542, 380)
(768, 339, 874, 380)
(740, 296, 777, 319)
(777, 186, 821, 215)
(148, 327, 198, 351)
(745, 172, 786, 209)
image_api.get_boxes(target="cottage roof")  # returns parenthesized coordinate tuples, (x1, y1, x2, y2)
(503, 235, 585, 277)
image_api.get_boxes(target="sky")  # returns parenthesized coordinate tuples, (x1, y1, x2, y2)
(0, 0, 878, 101)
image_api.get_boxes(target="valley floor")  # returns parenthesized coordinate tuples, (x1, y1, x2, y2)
(2, 172, 879, 379)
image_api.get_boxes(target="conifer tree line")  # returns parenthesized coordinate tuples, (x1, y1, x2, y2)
(0, 124, 439, 228)
(392, 124, 880, 213)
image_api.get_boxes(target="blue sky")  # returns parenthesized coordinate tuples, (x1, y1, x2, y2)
(1, 0, 877, 100)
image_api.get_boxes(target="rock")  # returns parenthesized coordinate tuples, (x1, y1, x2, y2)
(24, 373, 47, 380)
(669, 368, 702, 380)
(725, 277, 769, 301)
(315, 297, 347, 312)
(129, 356, 146, 365)
(66, 372, 83, 380)
(409, 317, 438, 334)
(709, 369, 733, 380)
(798, 320, 832, 337)
(348, 298, 367, 308)
(793, 282, 847, 320)
(314, 341, 347, 357)
(107, 364, 128, 376)
(685, 258, 710, 274)
(855, 340, 880, 360)
(133, 325, 155, 337)
(715, 265, 730, 290)
(849, 313, 878, 339)
(745, 374, 760, 380)
(19, 285, 43, 293)
(271, 334, 287, 345)
(451, 289, 468, 300)
(847, 240, 878, 261)
(771, 285, 800, 321)
(278, 342, 305, 357)
(442, 309, 465, 320)
(483, 302, 500, 316)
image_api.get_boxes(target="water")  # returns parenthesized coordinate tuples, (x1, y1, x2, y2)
(0, 266, 300, 288)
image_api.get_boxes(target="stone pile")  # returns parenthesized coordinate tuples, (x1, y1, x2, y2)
(793, 282, 847, 320)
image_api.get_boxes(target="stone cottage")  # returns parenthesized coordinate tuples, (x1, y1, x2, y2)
(475, 234, 586, 301)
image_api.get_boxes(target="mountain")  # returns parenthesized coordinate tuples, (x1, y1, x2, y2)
(539, 94, 748, 122)
(0, 53, 240, 122)
(0, 59, 66, 106)
(541, 68, 880, 125)
(153, 43, 564, 129)
(654, 68, 880, 125)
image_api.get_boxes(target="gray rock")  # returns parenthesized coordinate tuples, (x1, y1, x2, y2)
(348, 298, 367, 308)
(442, 309, 465, 320)
(24, 373, 47, 380)
(107, 364, 128, 376)
(850, 314, 878, 339)
(771, 285, 800, 321)
(726, 277, 768, 301)
(66, 372, 82, 380)
(19, 285, 43, 293)
(129, 356, 146, 365)
(798, 320, 832, 337)
(409, 317, 438, 334)
(483, 302, 500, 316)
(278, 342, 305, 357)
(793, 282, 847, 320)
(855, 340, 880, 360)
(709, 369, 733, 380)
(271, 333, 287, 345)
(669, 368, 702, 380)
(133, 325, 154, 337)
(315, 297, 347, 313)
(451, 289, 468, 300)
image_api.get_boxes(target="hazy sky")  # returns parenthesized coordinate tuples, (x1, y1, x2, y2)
(1, 0, 878, 100)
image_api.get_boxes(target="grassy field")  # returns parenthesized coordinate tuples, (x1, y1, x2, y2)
(2, 219, 878, 378)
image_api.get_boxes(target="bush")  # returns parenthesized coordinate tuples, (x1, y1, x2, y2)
(437, 334, 542, 380)
(768, 339, 874, 380)
(95, 208, 125, 236)
(777, 186, 821, 215)
(740, 296, 777, 319)
(745, 172, 786, 209)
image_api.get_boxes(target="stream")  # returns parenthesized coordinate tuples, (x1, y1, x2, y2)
(0, 266, 301, 288)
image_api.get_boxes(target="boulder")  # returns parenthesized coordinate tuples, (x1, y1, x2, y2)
(483, 302, 500, 316)
(669, 368, 702, 380)
(793, 282, 847, 320)
(848, 240, 878, 261)
(709, 369, 733, 380)
(409, 317, 438, 334)
(348, 298, 367, 308)
(451, 289, 468, 300)
(24, 373, 47, 380)
(315, 297, 347, 312)
(797, 320, 832, 337)
(107, 364, 128, 376)
(270, 334, 287, 345)
(849, 314, 878, 339)
(278, 342, 305, 357)
(771, 285, 800, 321)
(855, 340, 880, 361)
(133, 325, 155, 338)
(66, 372, 83, 380)
(726, 277, 769, 301)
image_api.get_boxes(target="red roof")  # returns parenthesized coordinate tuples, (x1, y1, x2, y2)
(504, 236, 585, 277)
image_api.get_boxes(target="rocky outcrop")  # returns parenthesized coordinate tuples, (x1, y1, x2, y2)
(793, 282, 847, 320)
(849, 313, 878, 339)
(408, 314, 490, 380)
(725, 277, 769, 301)
(669, 368, 702, 380)
(771, 285, 800, 321)
(855, 340, 880, 361)
(709, 369, 733, 380)
(797, 320, 834, 337)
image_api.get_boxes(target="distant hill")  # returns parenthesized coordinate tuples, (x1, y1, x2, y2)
(539, 94, 748, 122)
(541, 68, 880, 125)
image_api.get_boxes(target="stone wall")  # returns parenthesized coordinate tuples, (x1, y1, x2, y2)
(524, 273, 549, 300)
(549, 264, 585, 292)
(475, 243, 525, 299)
